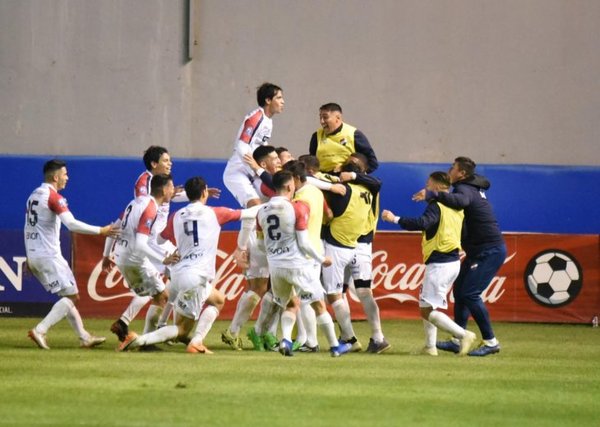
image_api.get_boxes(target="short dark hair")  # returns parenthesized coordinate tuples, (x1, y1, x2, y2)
(143, 146, 169, 171)
(272, 170, 294, 191)
(184, 176, 207, 201)
(348, 152, 368, 173)
(43, 159, 66, 178)
(283, 160, 307, 183)
(341, 162, 362, 174)
(298, 154, 320, 173)
(454, 156, 476, 177)
(319, 103, 342, 114)
(150, 173, 173, 196)
(275, 146, 289, 156)
(429, 171, 452, 189)
(253, 145, 276, 163)
(257, 83, 282, 107)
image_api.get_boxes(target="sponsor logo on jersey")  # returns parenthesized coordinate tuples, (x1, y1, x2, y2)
(58, 198, 68, 207)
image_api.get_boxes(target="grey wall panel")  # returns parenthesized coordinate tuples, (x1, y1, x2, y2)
(1, 0, 599, 165)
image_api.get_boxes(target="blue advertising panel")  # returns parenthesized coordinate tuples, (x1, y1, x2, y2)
(0, 230, 70, 316)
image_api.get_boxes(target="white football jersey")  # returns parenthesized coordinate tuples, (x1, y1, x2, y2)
(164, 204, 241, 280)
(224, 107, 273, 175)
(257, 196, 311, 268)
(113, 196, 159, 266)
(133, 170, 170, 247)
(24, 183, 70, 258)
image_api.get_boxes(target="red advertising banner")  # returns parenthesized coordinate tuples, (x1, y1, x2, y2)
(72, 232, 600, 323)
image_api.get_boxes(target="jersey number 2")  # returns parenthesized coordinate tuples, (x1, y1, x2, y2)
(266, 215, 281, 241)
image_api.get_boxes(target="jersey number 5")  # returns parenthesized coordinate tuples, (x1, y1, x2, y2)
(26, 200, 39, 226)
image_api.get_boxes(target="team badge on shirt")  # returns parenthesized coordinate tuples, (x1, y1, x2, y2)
(145, 219, 153, 228)
(58, 198, 68, 208)
(244, 127, 253, 137)
(340, 138, 347, 146)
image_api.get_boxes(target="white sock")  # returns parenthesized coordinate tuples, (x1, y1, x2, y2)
(300, 303, 318, 347)
(317, 312, 339, 347)
(66, 305, 91, 340)
(138, 325, 178, 346)
(331, 298, 355, 341)
(294, 307, 307, 344)
(143, 305, 163, 334)
(157, 301, 174, 328)
(422, 319, 437, 348)
(191, 305, 219, 345)
(356, 288, 384, 342)
(280, 310, 296, 342)
(428, 310, 466, 339)
(254, 292, 277, 335)
(36, 297, 73, 334)
(483, 338, 499, 347)
(230, 290, 261, 335)
(121, 295, 151, 324)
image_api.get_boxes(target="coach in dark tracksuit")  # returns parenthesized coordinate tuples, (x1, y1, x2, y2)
(413, 156, 506, 357)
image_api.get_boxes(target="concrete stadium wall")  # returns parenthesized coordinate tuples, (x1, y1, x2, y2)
(1, 0, 599, 165)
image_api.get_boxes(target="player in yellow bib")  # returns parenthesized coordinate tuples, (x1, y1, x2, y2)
(382, 171, 477, 356)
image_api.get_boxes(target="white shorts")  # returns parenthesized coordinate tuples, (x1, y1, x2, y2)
(349, 242, 372, 282)
(117, 259, 166, 298)
(321, 242, 356, 295)
(246, 232, 269, 280)
(28, 256, 78, 297)
(223, 168, 259, 208)
(170, 270, 212, 320)
(419, 261, 461, 309)
(269, 264, 324, 308)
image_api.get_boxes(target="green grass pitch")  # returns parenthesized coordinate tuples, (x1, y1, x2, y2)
(1, 318, 598, 426)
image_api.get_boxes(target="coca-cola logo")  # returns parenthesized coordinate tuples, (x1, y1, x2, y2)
(86, 249, 514, 307)
(87, 250, 248, 302)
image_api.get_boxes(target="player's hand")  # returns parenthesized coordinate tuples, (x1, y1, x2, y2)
(243, 153, 260, 172)
(321, 256, 333, 267)
(101, 256, 115, 272)
(381, 210, 396, 223)
(412, 189, 427, 202)
(330, 183, 347, 196)
(232, 247, 249, 269)
(338, 172, 355, 182)
(100, 223, 120, 237)
(163, 250, 180, 265)
(208, 187, 221, 199)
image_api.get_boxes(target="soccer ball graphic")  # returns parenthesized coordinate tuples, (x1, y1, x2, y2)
(525, 250, 583, 307)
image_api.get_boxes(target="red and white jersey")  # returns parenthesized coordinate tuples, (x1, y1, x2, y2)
(24, 183, 70, 258)
(162, 203, 241, 280)
(252, 178, 276, 203)
(225, 107, 273, 175)
(134, 170, 152, 198)
(133, 170, 169, 245)
(113, 196, 159, 266)
(257, 196, 311, 268)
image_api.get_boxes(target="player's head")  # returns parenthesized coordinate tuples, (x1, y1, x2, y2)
(319, 103, 343, 134)
(143, 146, 171, 174)
(43, 159, 68, 190)
(272, 170, 295, 195)
(340, 161, 362, 174)
(276, 146, 293, 165)
(253, 145, 281, 174)
(449, 156, 476, 183)
(184, 176, 208, 202)
(150, 173, 175, 202)
(257, 83, 284, 116)
(427, 171, 452, 192)
(283, 160, 307, 184)
(298, 154, 320, 175)
(346, 152, 368, 174)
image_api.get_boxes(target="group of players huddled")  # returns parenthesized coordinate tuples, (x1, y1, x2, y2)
(25, 82, 506, 357)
